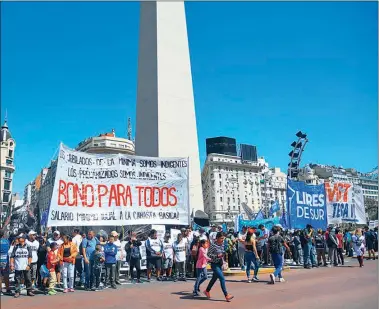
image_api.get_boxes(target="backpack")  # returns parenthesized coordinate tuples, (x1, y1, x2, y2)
(327, 235, 335, 247)
(315, 235, 325, 249)
(368, 231, 376, 242)
(300, 232, 307, 247)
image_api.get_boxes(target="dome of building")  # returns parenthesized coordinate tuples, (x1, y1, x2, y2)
(0, 120, 12, 142)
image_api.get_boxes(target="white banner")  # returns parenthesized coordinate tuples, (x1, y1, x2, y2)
(325, 182, 366, 225)
(47, 144, 189, 226)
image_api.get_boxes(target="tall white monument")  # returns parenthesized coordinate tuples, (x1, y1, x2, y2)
(135, 1, 204, 212)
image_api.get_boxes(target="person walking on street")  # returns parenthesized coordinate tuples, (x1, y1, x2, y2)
(204, 232, 234, 302)
(352, 229, 366, 267)
(244, 227, 260, 283)
(10, 234, 35, 298)
(193, 239, 211, 296)
(268, 226, 291, 284)
(58, 234, 78, 293)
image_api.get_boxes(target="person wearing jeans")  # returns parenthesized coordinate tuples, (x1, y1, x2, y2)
(269, 226, 291, 284)
(58, 235, 78, 293)
(237, 227, 247, 270)
(244, 227, 260, 282)
(82, 231, 100, 290)
(204, 232, 234, 302)
(193, 240, 210, 296)
(110, 231, 124, 285)
(104, 235, 118, 289)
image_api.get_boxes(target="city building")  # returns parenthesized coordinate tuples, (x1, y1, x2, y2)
(76, 129, 135, 155)
(261, 167, 287, 216)
(135, 2, 204, 212)
(206, 137, 237, 156)
(37, 160, 57, 222)
(0, 119, 16, 222)
(201, 153, 265, 224)
(23, 168, 49, 214)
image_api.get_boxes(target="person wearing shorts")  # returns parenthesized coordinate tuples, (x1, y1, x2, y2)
(145, 229, 163, 282)
(162, 233, 173, 280)
(39, 264, 50, 294)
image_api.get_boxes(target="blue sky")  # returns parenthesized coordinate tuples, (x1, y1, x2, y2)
(1, 1, 377, 195)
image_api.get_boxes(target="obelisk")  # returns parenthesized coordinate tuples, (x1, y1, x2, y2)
(135, 1, 204, 212)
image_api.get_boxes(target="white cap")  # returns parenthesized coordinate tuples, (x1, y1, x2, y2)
(110, 231, 119, 237)
(275, 224, 283, 229)
(53, 230, 60, 235)
(28, 230, 37, 236)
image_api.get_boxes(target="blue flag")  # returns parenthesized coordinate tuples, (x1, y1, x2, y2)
(269, 201, 280, 217)
(40, 208, 49, 227)
(255, 209, 265, 220)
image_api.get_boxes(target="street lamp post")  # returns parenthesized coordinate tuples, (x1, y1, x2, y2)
(288, 131, 308, 180)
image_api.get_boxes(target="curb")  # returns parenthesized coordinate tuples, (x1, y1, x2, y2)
(223, 266, 290, 276)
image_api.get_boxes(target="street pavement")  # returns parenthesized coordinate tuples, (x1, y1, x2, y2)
(2, 260, 378, 309)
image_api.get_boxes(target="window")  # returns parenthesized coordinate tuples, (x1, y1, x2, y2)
(219, 174, 221, 178)
(3, 180, 11, 191)
(2, 192, 10, 203)
(8, 150, 13, 158)
(5, 171, 11, 178)
(6, 159, 12, 165)
(220, 197, 223, 202)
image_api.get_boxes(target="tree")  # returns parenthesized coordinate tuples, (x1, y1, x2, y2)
(365, 197, 378, 220)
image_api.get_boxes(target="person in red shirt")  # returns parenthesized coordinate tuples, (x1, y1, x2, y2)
(47, 242, 60, 295)
(335, 228, 344, 266)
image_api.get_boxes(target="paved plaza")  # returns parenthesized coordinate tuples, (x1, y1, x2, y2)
(2, 260, 377, 309)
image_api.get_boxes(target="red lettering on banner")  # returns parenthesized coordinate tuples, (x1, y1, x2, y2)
(325, 182, 351, 203)
(98, 184, 108, 207)
(85, 185, 95, 207)
(58, 180, 67, 205)
(125, 185, 132, 206)
(136, 186, 178, 207)
(108, 185, 119, 207)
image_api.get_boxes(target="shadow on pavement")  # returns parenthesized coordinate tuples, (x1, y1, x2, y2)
(171, 291, 225, 302)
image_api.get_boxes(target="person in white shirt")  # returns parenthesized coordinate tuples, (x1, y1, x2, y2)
(71, 229, 84, 287)
(209, 225, 218, 244)
(199, 228, 208, 241)
(110, 231, 124, 285)
(237, 226, 247, 270)
(352, 228, 366, 268)
(173, 233, 187, 281)
(146, 229, 163, 281)
(162, 233, 174, 280)
(25, 231, 39, 287)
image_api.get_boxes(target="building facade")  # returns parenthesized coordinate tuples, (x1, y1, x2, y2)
(0, 120, 16, 222)
(261, 167, 287, 216)
(76, 129, 135, 155)
(201, 153, 265, 224)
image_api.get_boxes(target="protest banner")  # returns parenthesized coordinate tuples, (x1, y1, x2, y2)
(151, 225, 166, 240)
(170, 228, 181, 242)
(325, 182, 366, 225)
(238, 217, 280, 233)
(47, 143, 189, 226)
(287, 179, 327, 230)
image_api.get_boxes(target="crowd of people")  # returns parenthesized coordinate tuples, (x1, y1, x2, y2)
(0, 223, 377, 302)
